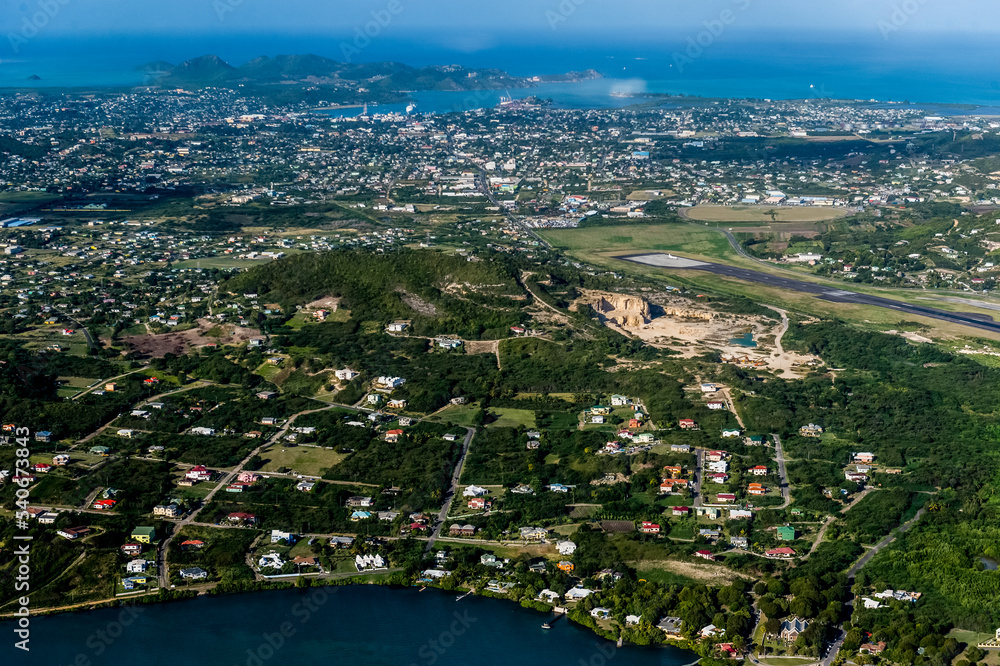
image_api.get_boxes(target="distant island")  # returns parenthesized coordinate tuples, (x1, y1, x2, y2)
(137, 54, 602, 104)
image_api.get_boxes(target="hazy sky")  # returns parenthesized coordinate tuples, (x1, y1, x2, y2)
(3, 0, 997, 40)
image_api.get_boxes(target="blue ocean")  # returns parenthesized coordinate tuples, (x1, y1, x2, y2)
(0, 31, 998, 111)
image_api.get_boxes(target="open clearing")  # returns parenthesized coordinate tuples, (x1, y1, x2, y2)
(123, 319, 261, 358)
(258, 445, 347, 476)
(487, 407, 536, 428)
(681, 204, 849, 223)
(630, 559, 751, 585)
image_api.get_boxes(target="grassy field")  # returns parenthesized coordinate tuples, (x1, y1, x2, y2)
(540, 223, 739, 265)
(487, 407, 537, 429)
(683, 205, 849, 223)
(947, 630, 1000, 665)
(258, 445, 348, 476)
(427, 402, 481, 427)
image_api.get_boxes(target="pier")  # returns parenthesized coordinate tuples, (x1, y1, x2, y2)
(542, 606, 568, 629)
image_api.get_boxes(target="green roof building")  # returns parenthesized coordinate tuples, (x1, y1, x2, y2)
(777, 526, 796, 541)
(131, 526, 156, 544)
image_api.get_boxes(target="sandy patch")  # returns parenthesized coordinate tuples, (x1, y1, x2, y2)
(577, 289, 819, 375)
(885, 329, 934, 344)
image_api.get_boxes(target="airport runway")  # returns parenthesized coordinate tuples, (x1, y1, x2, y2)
(619, 253, 1000, 334)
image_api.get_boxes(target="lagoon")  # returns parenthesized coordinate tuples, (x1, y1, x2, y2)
(9, 586, 696, 666)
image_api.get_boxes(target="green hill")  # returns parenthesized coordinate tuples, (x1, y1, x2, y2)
(223, 250, 526, 339)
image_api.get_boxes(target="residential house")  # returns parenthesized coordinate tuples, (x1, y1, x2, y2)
(766, 547, 796, 559)
(270, 530, 296, 544)
(777, 526, 796, 541)
(750, 465, 768, 476)
(641, 521, 661, 534)
(556, 540, 577, 555)
(695, 550, 715, 561)
(860, 642, 887, 655)
(449, 524, 477, 537)
(519, 526, 548, 541)
(153, 504, 179, 517)
(180, 567, 208, 580)
(799, 423, 824, 437)
(657, 616, 683, 637)
(730, 536, 749, 549)
(678, 419, 698, 430)
(131, 527, 156, 543)
(564, 586, 594, 601)
(779, 618, 809, 643)
(126, 559, 149, 574)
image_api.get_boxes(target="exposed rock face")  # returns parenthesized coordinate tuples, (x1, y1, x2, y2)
(592, 293, 650, 327)
(661, 307, 714, 321)
(588, 291, 715, 328)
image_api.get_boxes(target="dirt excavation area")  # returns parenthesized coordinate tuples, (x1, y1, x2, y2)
(123, 319, 262, 358)
(576, 289, 818, 376)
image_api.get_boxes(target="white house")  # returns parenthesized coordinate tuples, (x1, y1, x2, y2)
(126, 559, 148, 574)
(556, 540, 577, 555)
(565, 586, 594, 601)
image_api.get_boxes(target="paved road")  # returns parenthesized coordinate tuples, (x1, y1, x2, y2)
(425, 427, 476, 552)
(772, 434, 791, 508)
(692, 448, 705, 507)
(847, 507, 926, 578)
(157, 403, 342, 587)
(620, 252, 1000, 335)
